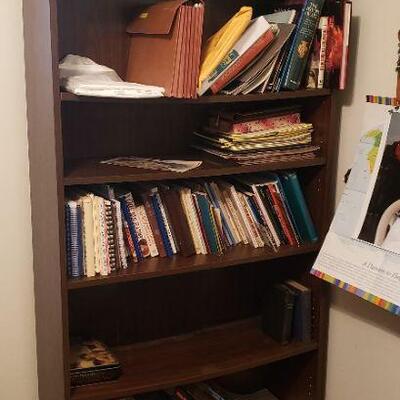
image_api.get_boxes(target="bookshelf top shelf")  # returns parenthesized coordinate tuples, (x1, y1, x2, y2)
(70, 318, 319, 400)
(60, 89, 331, 105)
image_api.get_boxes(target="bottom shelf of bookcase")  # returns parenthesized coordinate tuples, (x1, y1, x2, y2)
(68, 243, 321, 290)
(70, 318, 318, 400)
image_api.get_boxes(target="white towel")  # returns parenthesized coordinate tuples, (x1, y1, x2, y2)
(60, 55, 165, 99)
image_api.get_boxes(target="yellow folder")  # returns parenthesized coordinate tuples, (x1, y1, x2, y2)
(198, 6, 253, 87)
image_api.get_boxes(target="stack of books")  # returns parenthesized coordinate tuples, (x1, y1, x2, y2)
(194, 107, 320, 165)
(65, 172, 317, 279)
(262, 280, 312, 344)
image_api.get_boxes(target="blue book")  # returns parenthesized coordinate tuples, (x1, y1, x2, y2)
(279, 171, 318, 243)
(67, 201, 82, 278)
(151, 193, 174, 257)
(76, 205, 85, 277)
(203, 182, 234, 246)
(65, 204, 72, 278)
(194, 193, 219, 255)
(119, 197, 144, 261)
(281, 0, 325, 90)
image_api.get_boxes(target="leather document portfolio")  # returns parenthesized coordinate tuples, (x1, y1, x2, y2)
(126, 0, 204, 98)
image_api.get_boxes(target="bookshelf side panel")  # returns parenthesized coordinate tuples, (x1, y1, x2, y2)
(24, 0, 69, 399)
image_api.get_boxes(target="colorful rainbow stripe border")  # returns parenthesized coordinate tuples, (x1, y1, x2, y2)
(311, 268, 400, 316)
(366, 95, 398, 106)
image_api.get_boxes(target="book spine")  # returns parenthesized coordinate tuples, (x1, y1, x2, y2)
(282, 0, 326, 90)
(65, 204, 72, 277)
(180, 190, 202, 254)
(151, 192, 174, 257)
(120, 197, 143, 261)
(210, 29, 276, 94)
(204, 182, 234, 246)
(339, 2, 352, 90)
(142, 193, 167, 257)
(317, 17, 329, 88)
(281, 172, 318, 242)
(230, 187, 254, 246)
(157, 192, 178, 254)
(126, 196, 150, 259)
(237, 192, 261, 248)
(81, 197, 96, 277)
(243, 195, 265, 248)
(195, 194, 219, 255)
(111, 201, 122, 271)
(223, 189, 248, 245)
(104, 200, 117, 273)
(117, 200, 129, 268)
(252, 186, 281, 247)
(122, 218, 137, 262)
(98, 198, 110, 276)
(187, 191, 208, 254)
(136, 204, 159, 258)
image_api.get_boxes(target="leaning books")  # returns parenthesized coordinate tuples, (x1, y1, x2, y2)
(70, 339, 122, 386)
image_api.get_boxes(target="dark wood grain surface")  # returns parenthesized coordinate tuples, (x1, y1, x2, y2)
(71, 319, 318, 400)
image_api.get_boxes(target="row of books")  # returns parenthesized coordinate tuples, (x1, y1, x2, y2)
(65, 172, 317, 279)
(306, 1, 352, 90)
(262, 280, 312, 344)
(194, 106, 320, 165)
(124, 0, 351, 98)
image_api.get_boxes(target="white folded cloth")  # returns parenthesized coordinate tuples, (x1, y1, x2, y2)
(59, 54, 165, 98)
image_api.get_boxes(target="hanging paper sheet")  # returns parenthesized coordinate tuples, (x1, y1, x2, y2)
(312, 108, 400, 315)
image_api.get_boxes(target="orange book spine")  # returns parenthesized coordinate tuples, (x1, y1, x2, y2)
(210, 29, 275, 94)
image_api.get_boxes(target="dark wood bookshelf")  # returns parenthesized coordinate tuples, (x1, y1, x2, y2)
(61, 89, 331, 104)
(24, 0, 341, 399)
(71, 318, 319, 400)
(64, 155, 326, 186)
(68, 242, 321, 290)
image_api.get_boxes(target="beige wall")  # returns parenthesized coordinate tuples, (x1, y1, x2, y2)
(326, 1, 400, 399)
(0, 1, 38, 399)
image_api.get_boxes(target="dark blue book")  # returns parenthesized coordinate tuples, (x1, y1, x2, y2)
(281, 0, 326, 90)
(280, 171, 318, 243)
(67, 201, 82, 278)
(65, 204, 72, 278)
(285, 280, 312, 342)
(203, 182, 234, 246)
(194, 193, 220, 255)
(119, 197, 143, 261)
(76, 205, 85, 277)
(151, 192, 174, 257)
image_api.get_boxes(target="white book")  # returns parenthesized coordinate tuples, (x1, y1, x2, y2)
(112, 199, 128, 269)
(199, 16, 272, 95)
(180, 190, 200, 254)
(79, 195, 96, 277)
(222, 187, 249, 245)
(317, 17, 329, 89)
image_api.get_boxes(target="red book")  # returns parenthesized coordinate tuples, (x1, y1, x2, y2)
(210, 29, 276, 94)
(267, 183, 297, 247)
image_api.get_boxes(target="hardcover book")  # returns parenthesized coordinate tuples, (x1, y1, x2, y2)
(281, 0, 326, 90)
(70, 340, 121, 387)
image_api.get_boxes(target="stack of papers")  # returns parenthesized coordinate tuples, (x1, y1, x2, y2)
(60, 55, 165, 99)
(193, 107, 319, 165)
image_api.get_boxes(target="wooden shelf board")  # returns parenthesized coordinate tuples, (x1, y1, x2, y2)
(64, 155, 326, 186)
(68, 242, 320, 290)
(70, 318, 318, 400)
(61, 89, 331, 105)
